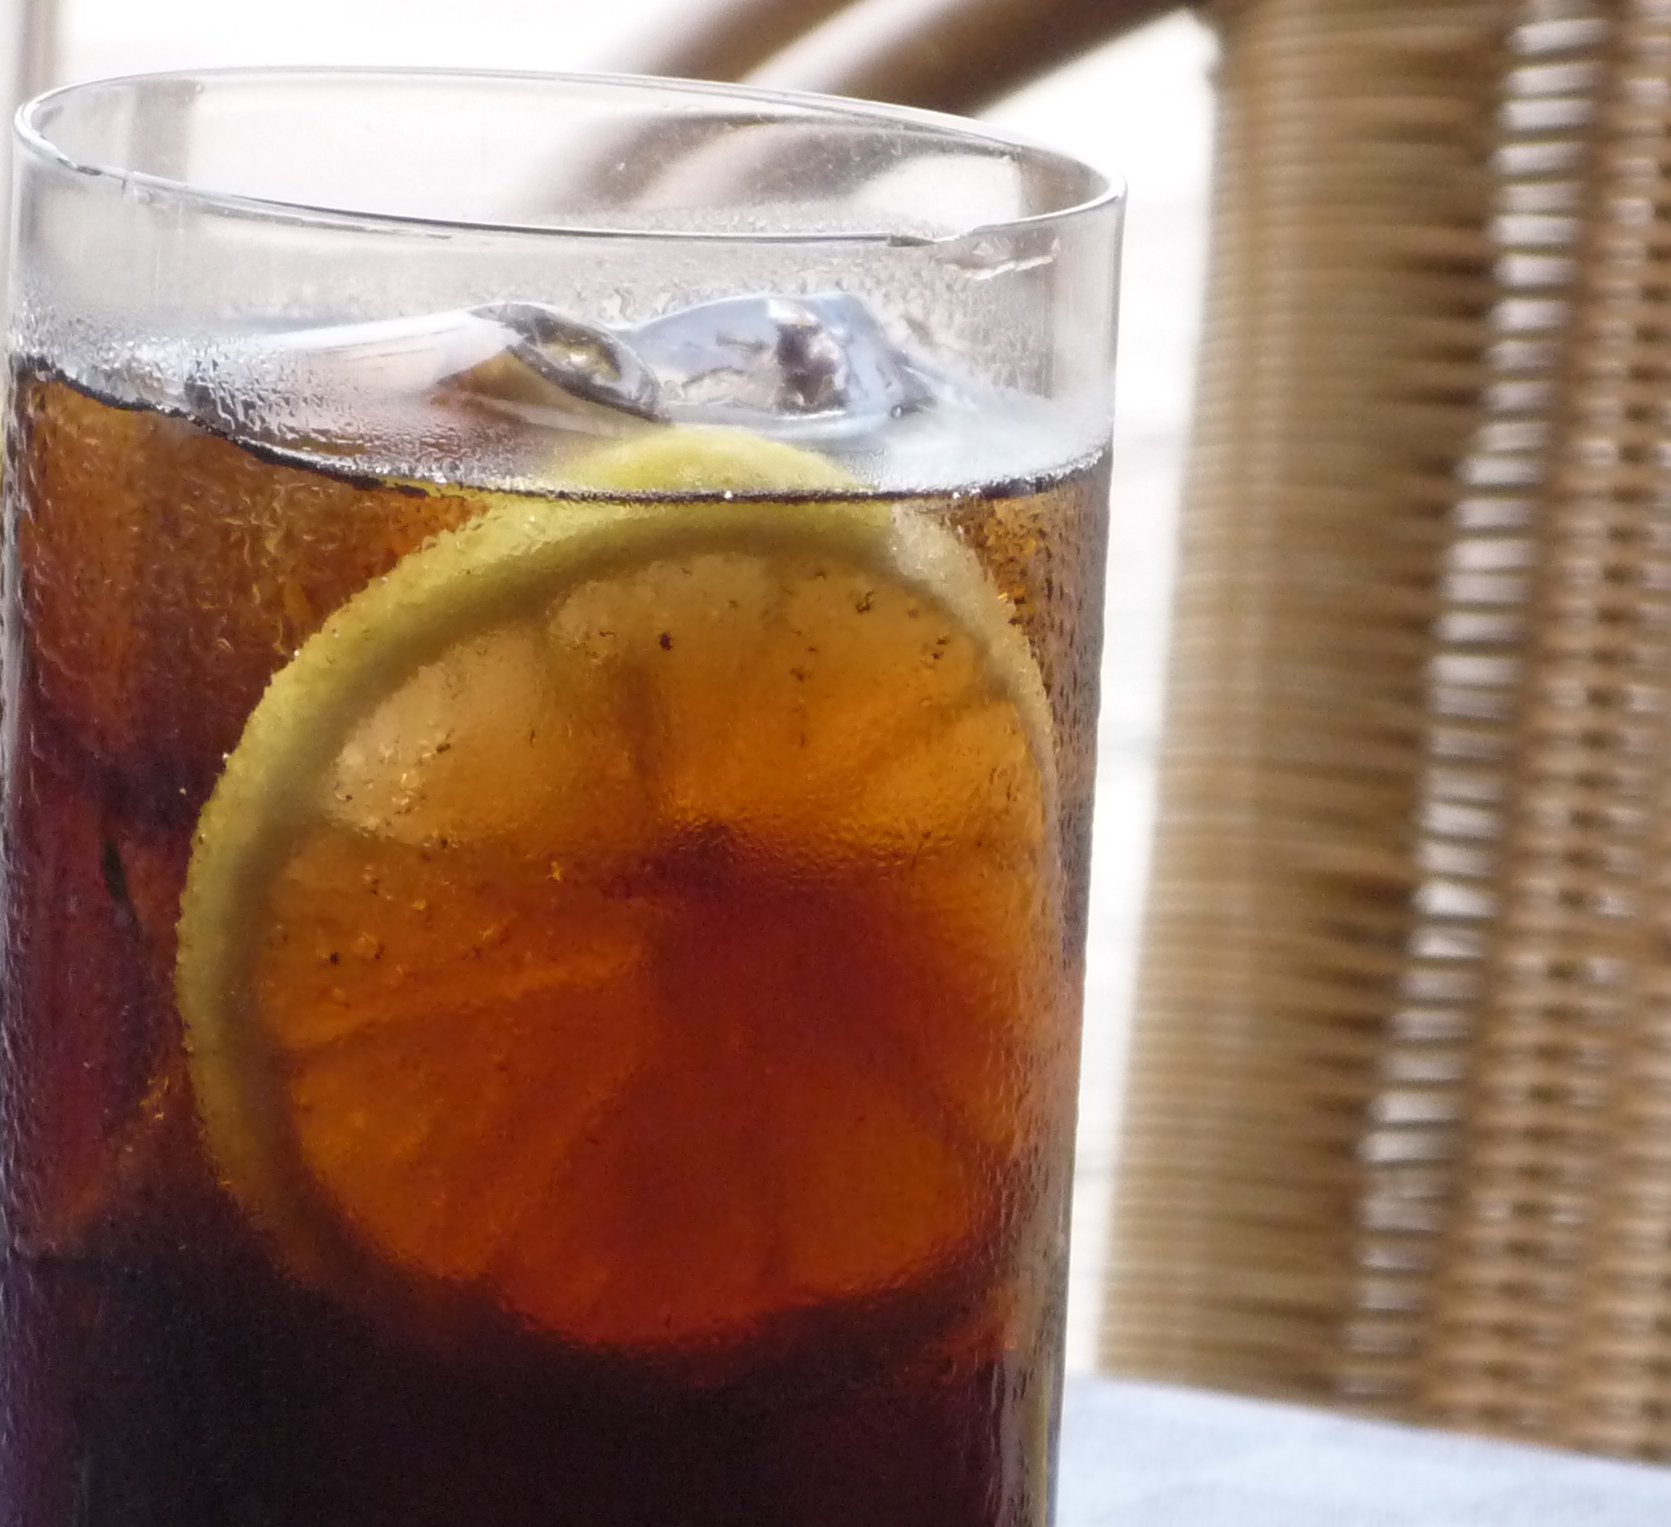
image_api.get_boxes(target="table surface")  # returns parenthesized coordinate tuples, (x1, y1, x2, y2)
(1060, 1380, 1671, 1525)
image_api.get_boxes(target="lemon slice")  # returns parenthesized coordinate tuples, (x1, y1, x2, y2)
(177, 427, 1062, 1355)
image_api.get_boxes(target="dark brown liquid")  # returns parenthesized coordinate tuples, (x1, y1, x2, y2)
(0, 367, 1108, 1526)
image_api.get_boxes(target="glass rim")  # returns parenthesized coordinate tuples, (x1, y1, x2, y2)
(14, 65, 1124, 247)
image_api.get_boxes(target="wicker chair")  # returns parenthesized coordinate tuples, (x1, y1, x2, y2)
(615, 0, 1671, 1463)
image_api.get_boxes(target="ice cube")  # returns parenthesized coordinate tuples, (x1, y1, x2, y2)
(182, 305, 661, 457)
(446, 303, 660, 426)
(626, 293, 937, 439)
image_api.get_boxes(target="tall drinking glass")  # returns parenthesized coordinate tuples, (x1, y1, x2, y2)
(1, 70, 1121, 1527)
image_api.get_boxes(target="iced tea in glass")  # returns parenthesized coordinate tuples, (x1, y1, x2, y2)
(0, 70, 1121, 1526)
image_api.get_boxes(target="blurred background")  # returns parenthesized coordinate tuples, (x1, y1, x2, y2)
(48, 0, 1217, 1371)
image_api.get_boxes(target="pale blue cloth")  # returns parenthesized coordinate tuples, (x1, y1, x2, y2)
(1061, 1379, 1671, 1526)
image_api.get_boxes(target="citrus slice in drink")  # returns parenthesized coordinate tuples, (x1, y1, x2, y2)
(176, 427, 1064, 1356)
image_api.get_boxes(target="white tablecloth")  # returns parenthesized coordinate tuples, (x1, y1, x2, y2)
(1061, 1380, 1671, 1525)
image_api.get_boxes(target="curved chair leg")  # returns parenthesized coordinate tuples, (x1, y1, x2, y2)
(608, 0, 857, 87)
(748, 0, 1185, 115)
(610, 0, 1185, 115)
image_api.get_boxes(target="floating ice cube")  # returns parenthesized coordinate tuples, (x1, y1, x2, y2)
(625, 293, 937, 438)
(453, 303, 660, 426)
(180, 305, 659, 454)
